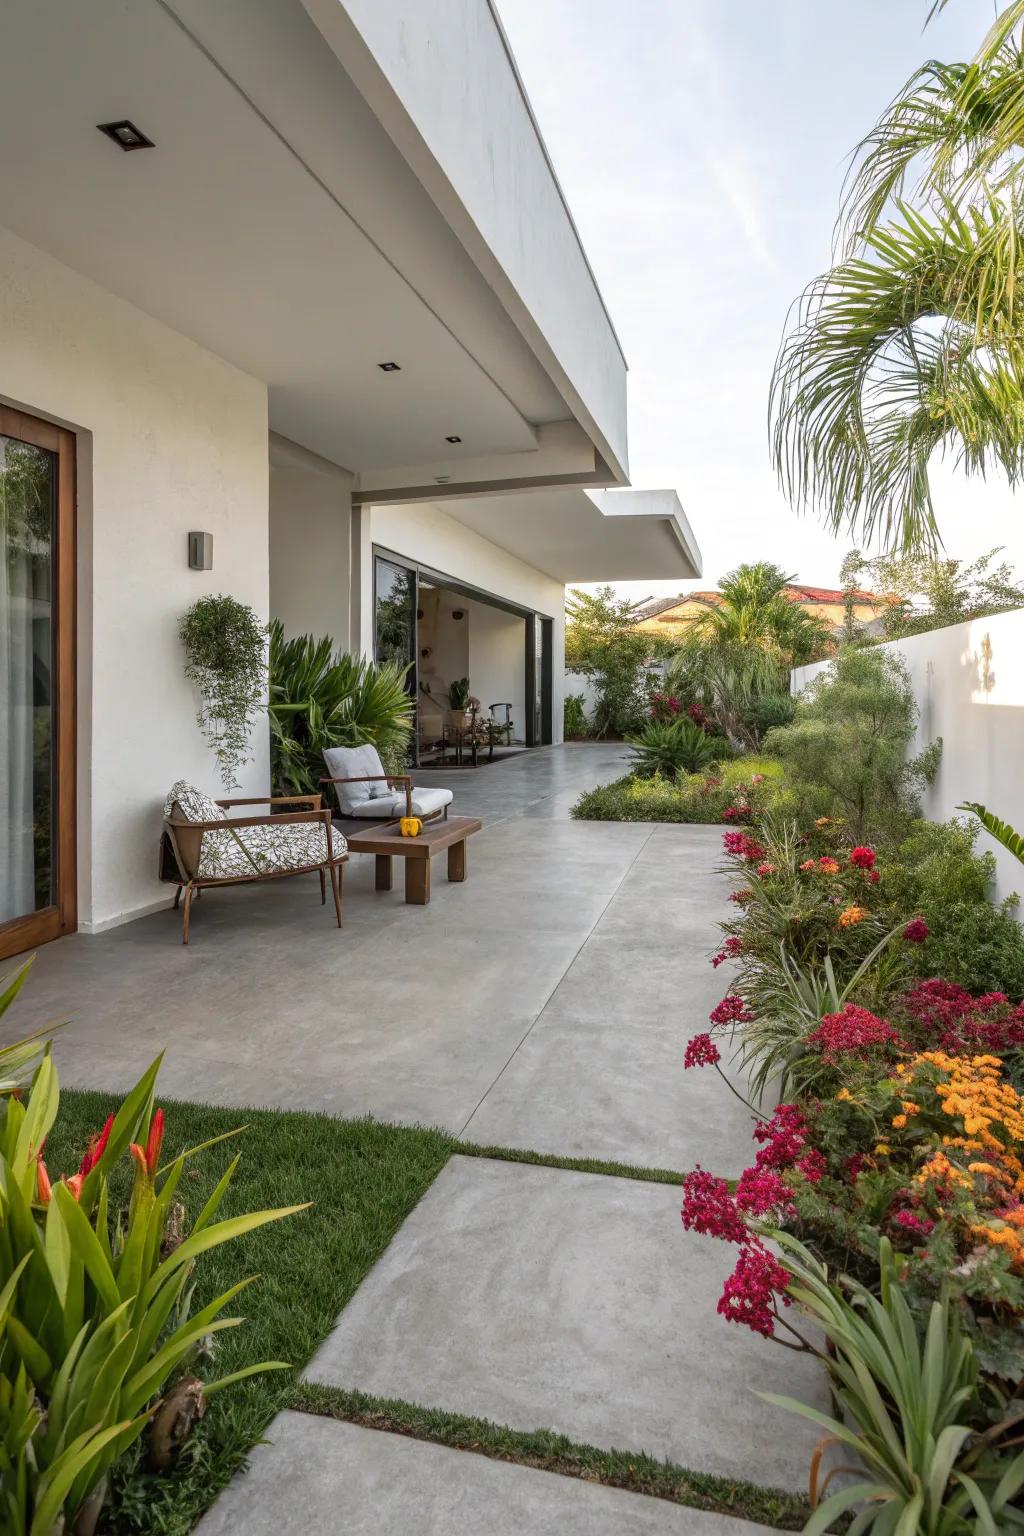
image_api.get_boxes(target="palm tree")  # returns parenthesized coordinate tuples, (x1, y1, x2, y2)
(771, 0, 1024, 552)
(666, 563, 831, 746)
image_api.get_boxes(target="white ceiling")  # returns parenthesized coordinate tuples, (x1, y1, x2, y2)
(0, 0, 577, 473)
(428, 488, 701, 583)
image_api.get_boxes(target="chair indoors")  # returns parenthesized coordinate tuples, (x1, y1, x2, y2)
(160, 781, 346, 944)
(321, 742, 453, 826)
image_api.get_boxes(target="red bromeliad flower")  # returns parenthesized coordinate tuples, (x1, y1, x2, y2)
(681, 1167, 748, 1243)
(717, 1242, 791, 1337)
(78, 1112, 115, 1178)
(130, 1108, 165, 1181)
(806, 1004, 902, 1063)
(684, 1033, 721, 1069)
(709, 994, 754, 1027)
(849, 846, 876, 869)
(902, 918, 929, 944)
(36, 1152, 52, 1207)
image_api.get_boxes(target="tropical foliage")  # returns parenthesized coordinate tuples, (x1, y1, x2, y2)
(625, 717, 720, 778)
(960, 801, 1024, 867)
(179, 597, 267, 791)
(268, 621, 413, 796)
(843, 547, 1024, 641)
(665, 564, 830, 748)
(565, 586, 659, 737)
(572, 759, 784, 825)
(771, 0, 1024, 551)
(0, 966, 303, 1535)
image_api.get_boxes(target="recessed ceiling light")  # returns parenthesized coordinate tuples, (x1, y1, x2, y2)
(97, 120, 154, 151)
(445, 435, 462, 444)
(377, 361, 401, 372)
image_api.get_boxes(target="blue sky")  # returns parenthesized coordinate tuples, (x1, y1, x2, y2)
(498, 0, 1019, 598)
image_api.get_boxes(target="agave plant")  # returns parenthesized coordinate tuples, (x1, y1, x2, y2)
(625, 717, 721, 778)
(763, 1235, 1024, 1536)
(268, 620, 413, 796)
(0, 1028, 304, 1534)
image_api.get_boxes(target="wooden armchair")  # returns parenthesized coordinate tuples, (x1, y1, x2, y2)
(160, 781, 347, 944)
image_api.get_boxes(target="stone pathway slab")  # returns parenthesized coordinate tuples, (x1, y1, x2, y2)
(195, 1414, 777, 1536)
(306, 1156, 828, 1491)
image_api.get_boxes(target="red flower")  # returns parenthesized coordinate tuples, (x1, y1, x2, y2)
(709, 994, 754, 1027)
(806, 1003, 902, 1063)
(728, 889, 753, 905)
(796, 1149, 827, 1184)
(892, 1208, 934, 1237)
(717, 1242, 791, 1337)
(849, 846, 876, 869)
(867, 870, 880, 884)
(78, 1112, 115, 1178)
(752, 1104, 808, 1170)
(902, 918, 929, 944)
(681, 1167, 748, 1243)
(684, 1033, 721, 1069)
(735, 1166, 793, 1216)
(130, 1108, 165, 1181)
(755, 861, 777, 877)
(722, 831, 766, 862)
(710, 936, 743, 966)
(36, 1153, 52, 1207)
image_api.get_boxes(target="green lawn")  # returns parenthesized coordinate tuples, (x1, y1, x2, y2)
(48, 1089, 807, 1534)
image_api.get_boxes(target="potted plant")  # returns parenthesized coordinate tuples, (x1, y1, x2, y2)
(448, 676, 471, 732)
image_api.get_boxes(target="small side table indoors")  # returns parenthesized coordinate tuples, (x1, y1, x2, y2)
(344, 815, 482, 905)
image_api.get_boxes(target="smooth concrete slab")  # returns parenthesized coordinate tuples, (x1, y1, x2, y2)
(306, 1157, 828, 1491)
(195, 1414, 777, 1536)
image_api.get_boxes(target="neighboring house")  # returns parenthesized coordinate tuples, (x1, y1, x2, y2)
(634, 585, 890, 638)
(0, 0, 701, 956)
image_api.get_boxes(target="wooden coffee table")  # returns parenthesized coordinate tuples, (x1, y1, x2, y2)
(344, 815, 482, 905)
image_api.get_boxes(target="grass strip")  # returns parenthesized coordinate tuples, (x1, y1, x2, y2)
(457, 1139, 685, 1184)
(292, 1383, 812, 1530)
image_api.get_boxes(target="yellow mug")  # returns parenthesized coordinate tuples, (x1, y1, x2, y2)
(400, 816, 423, 838)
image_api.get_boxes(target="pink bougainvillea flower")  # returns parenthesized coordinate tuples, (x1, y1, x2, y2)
(684, 1032, 722, 1069)
(681, 1167, 748, 1244)
(717, 1241, 791, 1337)
(849, 846, 876, 869)
(902, 918, 929, 944)
(709, 994, 754, 1027)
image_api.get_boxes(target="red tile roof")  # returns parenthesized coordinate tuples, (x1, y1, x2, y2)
(634, 585, 887, 622)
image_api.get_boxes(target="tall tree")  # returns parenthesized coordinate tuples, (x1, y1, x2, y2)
(771, 1, 1024, 551)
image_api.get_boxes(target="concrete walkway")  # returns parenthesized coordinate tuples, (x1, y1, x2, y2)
(19, 745, 753, 1171)
(18, 745, 823, 1530)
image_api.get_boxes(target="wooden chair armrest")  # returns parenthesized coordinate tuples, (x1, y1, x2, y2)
(216, 794, 323, 809)
(319, 774, 411, 787)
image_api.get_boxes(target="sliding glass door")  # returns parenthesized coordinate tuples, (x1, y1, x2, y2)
(0, 406, 75, 959)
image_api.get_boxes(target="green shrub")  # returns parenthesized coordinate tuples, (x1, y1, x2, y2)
(885, 818, 1024, 997)
(572, 757, 786, 824)
(625, 717, 720, 777)
(766, 647, 935, 842)
(741, 690, 795, 740)
(563, 693, 590, 740)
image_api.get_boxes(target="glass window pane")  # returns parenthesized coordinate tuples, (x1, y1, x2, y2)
(374, 558, 416, 677)
(1, 434, 55, 922)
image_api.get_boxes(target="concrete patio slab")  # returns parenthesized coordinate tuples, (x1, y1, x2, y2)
(195, 1414, 777, 1536)
(306, 1157, 828, 1491)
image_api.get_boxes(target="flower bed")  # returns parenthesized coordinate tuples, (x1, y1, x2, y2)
(572, 758, 786, 824)
(681, 813, 1024, 1528)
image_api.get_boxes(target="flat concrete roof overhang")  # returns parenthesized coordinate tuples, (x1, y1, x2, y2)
(0, 0, 628, 497)
(407, 488, 701, 584)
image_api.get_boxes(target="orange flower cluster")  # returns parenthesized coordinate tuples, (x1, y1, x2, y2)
(838, 905, 868, 928)
(903, 1051, 1024, 1269)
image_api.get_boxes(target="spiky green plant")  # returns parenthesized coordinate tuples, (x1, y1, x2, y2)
(625, 717, 721, 778)
(268, 621, 413, 797)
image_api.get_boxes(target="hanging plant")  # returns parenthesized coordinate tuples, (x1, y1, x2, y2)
(179, 594, 266, 790)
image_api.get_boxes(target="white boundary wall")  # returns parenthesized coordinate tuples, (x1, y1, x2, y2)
(792, 609, 1024, 904)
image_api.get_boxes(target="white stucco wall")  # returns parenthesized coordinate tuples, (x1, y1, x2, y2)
(367, 499, 565, 743)
(792, 610, 1024, 903)
(269, 440, 353, 645)
(0, 224, 270, 933)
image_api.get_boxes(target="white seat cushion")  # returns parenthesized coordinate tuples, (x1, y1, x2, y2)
(348, 786, 454, 819)
(323, 744, 389, 814)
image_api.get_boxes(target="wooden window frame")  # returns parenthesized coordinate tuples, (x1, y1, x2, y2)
(0, 404, 77, 960)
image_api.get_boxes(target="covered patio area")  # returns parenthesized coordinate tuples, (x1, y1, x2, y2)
(17, 744, 748, 1173)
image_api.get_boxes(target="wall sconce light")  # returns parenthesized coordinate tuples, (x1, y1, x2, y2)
(188, 532, 213, 570)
